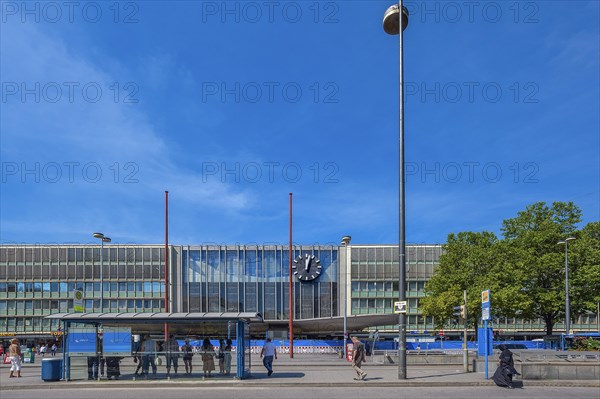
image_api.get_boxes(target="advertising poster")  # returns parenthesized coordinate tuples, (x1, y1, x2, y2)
(103, 327, 132, 355)
(67, 327, 98, 356)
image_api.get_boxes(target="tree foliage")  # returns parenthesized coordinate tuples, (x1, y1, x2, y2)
(420, 202, 599, 336)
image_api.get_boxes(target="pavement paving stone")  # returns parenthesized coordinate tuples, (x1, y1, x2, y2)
(2, 354, 598, 390)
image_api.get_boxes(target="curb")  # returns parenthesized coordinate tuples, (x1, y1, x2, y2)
(2, 380, 599, 391)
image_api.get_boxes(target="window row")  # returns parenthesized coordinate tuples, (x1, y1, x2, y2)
(0, 317, 61, 331)
(0, 247, 165, 263)
(183, 248, 338, 283)
(0, 261, 165, 280)
(181, 281, 337, 320)
(350, 246, 442, 262)
(0, 298, 166, 315)
(350, 281, 425, 293)
(0, 281, 164, 294)
(351, 298, 419, 311)
(350, 263, 436, 279)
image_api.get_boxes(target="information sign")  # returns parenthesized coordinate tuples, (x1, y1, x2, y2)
(394, 301, 407, 314)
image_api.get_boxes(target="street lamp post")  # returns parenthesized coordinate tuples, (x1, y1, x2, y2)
(93, 232, 111, 312)
(557, 237, 576, 335)
(341, 236, 352, 349)
(382, 2, 409, 380)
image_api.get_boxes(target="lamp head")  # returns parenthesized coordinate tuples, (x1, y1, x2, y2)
(557, 237, 576, 245)
(102, 237, 112, 243)
(93, 232, 104, 239)
(341, 236, 352, 246)
(383, 4, 409, 35)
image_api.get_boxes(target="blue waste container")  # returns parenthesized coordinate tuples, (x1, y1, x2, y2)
(41, 358, 63, 381)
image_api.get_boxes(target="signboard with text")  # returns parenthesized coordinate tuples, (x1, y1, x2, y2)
(481, 289, 490, 320)
(394, 301, 407, 314)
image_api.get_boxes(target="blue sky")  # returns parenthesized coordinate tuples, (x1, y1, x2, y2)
(1, 0, 598, 246)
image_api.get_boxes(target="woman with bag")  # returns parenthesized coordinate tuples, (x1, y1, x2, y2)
(8, 338, 22, 378)
(201, 338, 215, 377)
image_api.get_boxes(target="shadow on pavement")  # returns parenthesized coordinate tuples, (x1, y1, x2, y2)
(407, 371, 468, 380)
(251, 372, 305, 379)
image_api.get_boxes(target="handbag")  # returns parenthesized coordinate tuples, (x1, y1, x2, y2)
(154, 346, 162, 366)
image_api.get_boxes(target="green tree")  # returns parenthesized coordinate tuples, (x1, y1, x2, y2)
(419, 231, 498, 332)
(569, 222, 600, 321)
(501, 202, 582, 335)
(421, 202, 597, 337)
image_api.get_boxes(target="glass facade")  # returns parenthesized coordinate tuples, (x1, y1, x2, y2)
(0, 245, 166, 334)
(349, 245, 440, 331)
(176, 246, 338, 321)
(0, 243, 597, 337)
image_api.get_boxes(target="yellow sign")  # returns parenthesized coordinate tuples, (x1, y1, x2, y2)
(481, 290, 490, 304)
(73, 289, 84, 312)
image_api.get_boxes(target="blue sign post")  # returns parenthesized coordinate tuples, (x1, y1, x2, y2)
(481, 290, 491, 379)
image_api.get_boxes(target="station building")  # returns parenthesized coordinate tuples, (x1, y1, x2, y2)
(0, 243, 597, 341)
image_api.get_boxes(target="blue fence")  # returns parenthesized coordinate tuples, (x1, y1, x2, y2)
(174, 339, 545, 352)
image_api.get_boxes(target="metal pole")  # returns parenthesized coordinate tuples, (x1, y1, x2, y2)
(100, 239, 104, 312)
(341, 236, 351, 358)
(463, 290, 468, 373)
(343, 244, 347, 346)
(289, 192, 294, 358)
(484, 319, 489, 379)
(597, 302, 599, 333)
(397, 0, 407, 380)
(565, 240, 570, 335)
(165, 190, 169, 341)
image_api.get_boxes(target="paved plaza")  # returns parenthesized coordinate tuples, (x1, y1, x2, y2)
(2, 354, 598, 391)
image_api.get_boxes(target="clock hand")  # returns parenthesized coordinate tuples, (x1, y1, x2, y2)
(304, 256, 310, 271)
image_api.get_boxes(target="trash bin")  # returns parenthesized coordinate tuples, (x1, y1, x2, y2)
(41, 358, 63, 381)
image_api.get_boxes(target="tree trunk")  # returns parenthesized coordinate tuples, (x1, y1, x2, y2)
(544, 314, 554, 336)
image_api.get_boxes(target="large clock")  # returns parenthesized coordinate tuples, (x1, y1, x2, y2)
(292, 254, 322, 281)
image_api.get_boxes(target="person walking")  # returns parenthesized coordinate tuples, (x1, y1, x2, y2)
(200, 338, 215, 378)
(51, 343, 57, 357)
(493, 344, 521, 389)
(165, 334, 180, 377)
(350, 336, 367, 380)
(8, 339, 22, 378)
(181, 339, 194, 375)
(133, 340, 144, 377)
(260, 338, 277, 376)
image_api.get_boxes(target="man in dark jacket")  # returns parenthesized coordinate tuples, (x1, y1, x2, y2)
(350, 336, 367, 380)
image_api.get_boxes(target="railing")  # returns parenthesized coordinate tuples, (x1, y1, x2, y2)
(518, 350, 600, 363)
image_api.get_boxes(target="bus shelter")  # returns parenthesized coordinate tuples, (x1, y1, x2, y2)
(46, 312, 263, 381)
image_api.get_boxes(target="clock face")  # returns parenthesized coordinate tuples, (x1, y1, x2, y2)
(292, 254, 322, 281)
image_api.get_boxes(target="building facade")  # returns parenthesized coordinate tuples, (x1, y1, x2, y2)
(0, 243, 597, 339)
